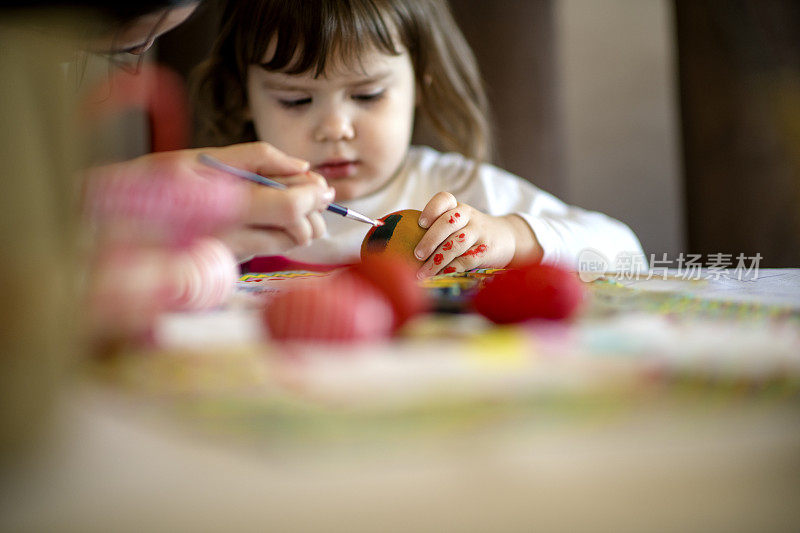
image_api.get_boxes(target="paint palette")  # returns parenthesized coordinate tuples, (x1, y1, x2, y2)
(419, 268, 504, 312)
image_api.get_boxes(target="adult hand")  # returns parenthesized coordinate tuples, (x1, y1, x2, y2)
(197, 142, 334, 260)
(86, 141, 335, 260)
(84, 141, 335, 349)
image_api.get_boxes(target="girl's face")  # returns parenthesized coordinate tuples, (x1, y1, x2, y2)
(246, 44, 416, 201)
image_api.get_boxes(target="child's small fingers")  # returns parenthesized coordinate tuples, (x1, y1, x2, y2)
(247, 183, 334, 226)
(222, 227, 295, 260)
(418, 191, 457, 229)
(416, 231, 477, 279)
(428, 245, 489, 277)
(438, 265, 461, 275)
(437, 254, 477, 276)
(454, 243, 490, 270)
(308, 211, 327, 239)
(414, 207, 469, 261)
(284, 216, 315, 246)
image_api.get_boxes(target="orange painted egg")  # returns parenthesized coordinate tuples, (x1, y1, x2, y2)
(360, 209, 427, 268)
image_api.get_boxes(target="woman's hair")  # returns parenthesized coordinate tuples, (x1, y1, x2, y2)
(192, 0, 493, 163)
(3, 0, 197, 26)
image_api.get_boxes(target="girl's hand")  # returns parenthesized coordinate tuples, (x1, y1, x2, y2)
(413, 192, 542, 278)
(223, 167, 332, 261)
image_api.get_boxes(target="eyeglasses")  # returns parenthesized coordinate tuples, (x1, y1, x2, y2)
(102, 8, 171, 75)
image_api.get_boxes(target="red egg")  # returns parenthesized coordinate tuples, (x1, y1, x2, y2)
(473, 263, 584, 323)
(264, 271, 395, 342)
(352, 254, 429, 331)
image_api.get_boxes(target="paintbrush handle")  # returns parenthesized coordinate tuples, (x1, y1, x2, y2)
(198, 153, 287, 189)
(198, 153, 380, 226)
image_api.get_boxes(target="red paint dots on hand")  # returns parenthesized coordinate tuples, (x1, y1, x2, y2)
(461, 244, 487, 258)
(442, 266, 456, 274)
(434, 253, 444, 265)
(442, 240, 453, 251)
(455, 212, 461, 218)
(457, 233, 466, 242)
(448, 216, 455, 224)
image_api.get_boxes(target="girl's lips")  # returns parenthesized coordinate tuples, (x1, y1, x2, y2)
(315, 160, 359, 180)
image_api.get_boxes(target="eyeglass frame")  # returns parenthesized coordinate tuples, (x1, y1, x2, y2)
(101, 8, 171, 75)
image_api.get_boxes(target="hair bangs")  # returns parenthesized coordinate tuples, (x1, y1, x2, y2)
(258, 0, 402, 77)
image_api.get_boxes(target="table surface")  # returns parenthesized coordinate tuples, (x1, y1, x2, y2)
(2, 269, 799, 532)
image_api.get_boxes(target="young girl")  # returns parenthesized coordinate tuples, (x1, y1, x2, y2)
(194, 0, 645, 277)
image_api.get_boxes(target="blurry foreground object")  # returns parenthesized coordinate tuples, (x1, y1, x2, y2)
(264, 270, 395, 343)
(264, 256, 427, 342)
(87, 238, 238, 346)
(0, 11, 89, 460)
(474, 263, 584, 323)
(82, 64, 189, 153)
(4, 268, 800, 531)
(81, 67, 244, 351)
(352, 255, 429, 332)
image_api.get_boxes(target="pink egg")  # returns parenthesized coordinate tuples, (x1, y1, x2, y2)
(170, 237, 238, 311)
(264, 271, 395, 343)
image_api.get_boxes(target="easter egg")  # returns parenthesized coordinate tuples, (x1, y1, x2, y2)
(360, 209, 427, 268)
(264, 270, 394, 342)
(353, 255, 429, 331)
(473, 263, 584, 323)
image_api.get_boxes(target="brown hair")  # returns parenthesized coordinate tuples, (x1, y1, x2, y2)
(192, 0, 492, 162)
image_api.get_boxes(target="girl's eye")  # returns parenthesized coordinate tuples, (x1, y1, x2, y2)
(352, 90, 385, 103)
(278, 97, 312, 108)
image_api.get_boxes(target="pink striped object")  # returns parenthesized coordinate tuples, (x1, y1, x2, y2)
(264, 271, 394, 343)
(85, 163, 245, 245)
(170, 237, 238, 311)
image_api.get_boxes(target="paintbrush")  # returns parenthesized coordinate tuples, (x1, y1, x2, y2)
(198, 153, 382, 226)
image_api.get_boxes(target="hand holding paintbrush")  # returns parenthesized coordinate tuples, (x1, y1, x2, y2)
(199, 153, 382, 227)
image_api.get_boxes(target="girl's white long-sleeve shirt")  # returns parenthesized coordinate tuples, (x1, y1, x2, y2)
(280, 146, 645, 269)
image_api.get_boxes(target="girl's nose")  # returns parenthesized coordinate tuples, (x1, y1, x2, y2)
(313, 110, 355, 142)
